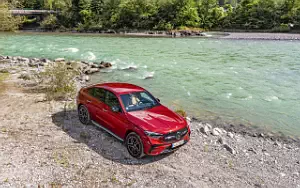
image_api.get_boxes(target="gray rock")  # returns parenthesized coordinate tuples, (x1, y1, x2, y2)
(55, 58, 65, 62)
(0, 55, 4, 60)
(40, 58, 50, 63)
(224, 144, 236, 154)
(248, 148, 257, 154)
(20, 58, 30, 64)
(85, 68, 100, 74)
(212, 128, 222, 136)
(293, 172, 299, 177)
(28, 62, 38, 67)
(0, 59, 11, 64)
(100, 61, 112, 68)
(31, 58, 40, 62)
(218, 137, 225, 145)
(83, 75, 90, 82)
(81, 61, 89, 65)
(91, 63, 100, 68)
(200, 125, 211, 135)
(18, 73, 32, 80)
(227, 132, 234, 138)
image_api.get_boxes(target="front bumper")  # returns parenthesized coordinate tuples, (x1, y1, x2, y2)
(144, 131, 190, 156)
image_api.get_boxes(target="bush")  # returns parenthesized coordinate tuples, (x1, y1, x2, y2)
(272, 24, 290, 32)
(0, 2, 22, 31)
(175, 108, 187, 118)
(38, 62, 80, 100)
(40, 14, 58, 30)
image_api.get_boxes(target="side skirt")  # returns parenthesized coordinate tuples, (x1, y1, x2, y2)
(91, 120, 124, 142)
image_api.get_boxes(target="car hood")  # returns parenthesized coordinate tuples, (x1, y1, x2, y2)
(127, 105, 187, 134)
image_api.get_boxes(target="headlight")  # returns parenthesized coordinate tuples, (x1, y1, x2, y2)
(144, 131, 163, 138)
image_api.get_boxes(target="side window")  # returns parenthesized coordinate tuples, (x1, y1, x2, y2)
(88, 88, 94, 96)
(105, 91, 120, 108)
(141, 92, 154, 103)
(87, 87, 105, 102)
(94, 88, 105, 102)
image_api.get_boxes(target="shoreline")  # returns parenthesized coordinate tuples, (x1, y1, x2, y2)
(1, 55, 300, 187)
(3, 30, 300, 40)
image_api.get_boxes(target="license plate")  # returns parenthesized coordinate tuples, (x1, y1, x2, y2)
(172, 140, 185, 148)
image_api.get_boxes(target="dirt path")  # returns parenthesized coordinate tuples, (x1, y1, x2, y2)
(0, 75, 300, 188)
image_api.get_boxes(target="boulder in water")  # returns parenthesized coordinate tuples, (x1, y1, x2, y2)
(100, 61, 112, 68)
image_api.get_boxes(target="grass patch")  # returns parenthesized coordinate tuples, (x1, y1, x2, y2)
(37, 62, 80, 101)
(227, 160, 233, 169)
(53, 151, 69, 168)
(0, 72, 9, 82)
(126, 179, 137, 187)
(204, 144, 209, 152)
(80, 131, 91, 140)
(110, 174, 121, 184)
(175, 108, 187, 118)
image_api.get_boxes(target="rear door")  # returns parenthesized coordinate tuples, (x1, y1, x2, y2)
(85, 87, 108, 127)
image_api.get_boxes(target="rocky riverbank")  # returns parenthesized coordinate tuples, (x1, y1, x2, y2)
(0, 55, 112, 84)
(0, 55, 300, 187)
(19, 29, 209, 38)
(223, 32, 300, 40)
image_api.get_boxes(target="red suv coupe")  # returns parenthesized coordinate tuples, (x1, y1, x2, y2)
(77, 83, 190, 158)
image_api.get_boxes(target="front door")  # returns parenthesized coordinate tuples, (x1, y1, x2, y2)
(102, 90, 129, 139)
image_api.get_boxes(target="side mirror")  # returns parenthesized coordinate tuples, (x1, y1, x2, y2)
(156, 98, 160, 102)
(111, 106, 120, 113)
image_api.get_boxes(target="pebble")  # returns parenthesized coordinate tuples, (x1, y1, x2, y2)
(293, 172, 299, 177)
(200, 126, 211, 135)
(218, 137, 225, 145)
(279, 172, 286, 177)
(227, 132, 234, 138)
(212, 128, 222, 136)
(223, 144, 236, 154)
(55, 58, 65, 62)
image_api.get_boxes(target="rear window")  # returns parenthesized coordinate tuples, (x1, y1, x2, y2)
(88, 88, 105, 102)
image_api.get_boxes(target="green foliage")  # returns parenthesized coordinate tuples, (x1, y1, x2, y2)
(4, 0, 300, 31)
(40, 14, 58, 30)
(272, 23, 290, 32)
(0, 72, 9, 82)
(0, 1, 22, 31)
(175, 108, 187, 118)
(38, 62, 80, 101)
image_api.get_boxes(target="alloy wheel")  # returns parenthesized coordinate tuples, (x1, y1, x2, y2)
(78, 105, 90, 125)
(126, 132, 144, 158)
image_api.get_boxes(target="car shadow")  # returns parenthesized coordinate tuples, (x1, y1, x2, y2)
(51, 109, 172, 165)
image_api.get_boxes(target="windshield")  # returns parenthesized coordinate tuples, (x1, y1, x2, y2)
(120, 91, 160, 112)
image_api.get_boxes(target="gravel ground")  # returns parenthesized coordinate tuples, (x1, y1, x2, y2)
(222, 32, 300, 40)
(0, 74, 300, 188)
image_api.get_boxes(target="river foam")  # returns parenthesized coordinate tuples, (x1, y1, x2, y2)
(64, 48, 79, 53)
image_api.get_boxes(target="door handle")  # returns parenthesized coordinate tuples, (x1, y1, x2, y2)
(86, 100, 91, 103)
(103, 109, 108, 112)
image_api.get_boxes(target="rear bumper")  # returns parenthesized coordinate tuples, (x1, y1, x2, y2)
(144, 132, 190, 156)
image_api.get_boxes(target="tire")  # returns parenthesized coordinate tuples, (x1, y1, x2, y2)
(125, 132, 145, 158)
(78, 105, 91, 125)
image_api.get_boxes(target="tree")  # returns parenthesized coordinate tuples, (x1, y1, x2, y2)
(174, 0, 200, 27)
(0, 1, 22, 31)
(197, 0, 223, 28)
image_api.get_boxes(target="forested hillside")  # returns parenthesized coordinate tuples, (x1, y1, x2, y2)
(3, 0, 300, 32)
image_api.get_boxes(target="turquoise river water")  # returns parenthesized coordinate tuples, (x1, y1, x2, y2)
(0, 33, 300, 136)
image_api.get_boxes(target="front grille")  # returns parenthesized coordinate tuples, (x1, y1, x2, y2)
(163, 127, 188, 141)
